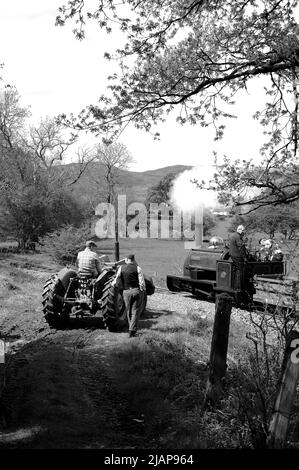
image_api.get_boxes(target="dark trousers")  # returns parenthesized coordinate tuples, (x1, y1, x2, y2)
(231, 257, 255, 299)
(123, 288, 142, 333)
(231, 257, 245, 290)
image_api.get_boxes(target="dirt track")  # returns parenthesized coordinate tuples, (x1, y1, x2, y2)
(0, 327, 160, 449)
(0, 255, 215, 449)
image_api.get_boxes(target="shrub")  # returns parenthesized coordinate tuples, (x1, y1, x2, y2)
(40, 224, 96, 265)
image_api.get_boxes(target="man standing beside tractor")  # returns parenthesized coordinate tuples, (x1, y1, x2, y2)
(113, 254, 146, 338)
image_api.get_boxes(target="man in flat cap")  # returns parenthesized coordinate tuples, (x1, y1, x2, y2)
(77, 240, 101, 278)
(229, 225, 247, 261)
(229, 225, 248, 290)
(113, 254, 146, 338)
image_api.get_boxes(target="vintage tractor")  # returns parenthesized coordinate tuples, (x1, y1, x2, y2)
(167, 241, 286, 308)
(42, 259, 155, 331)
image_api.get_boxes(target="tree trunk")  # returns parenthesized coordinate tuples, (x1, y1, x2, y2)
(18, 238, 26, 250)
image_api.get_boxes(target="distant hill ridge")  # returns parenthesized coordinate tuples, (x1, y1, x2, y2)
(64, 163, 192, 205)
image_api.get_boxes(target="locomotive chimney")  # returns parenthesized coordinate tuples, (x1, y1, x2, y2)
(194, 205, 203, 247)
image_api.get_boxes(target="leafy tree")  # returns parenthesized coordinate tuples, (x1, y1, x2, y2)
(146, 172, 216, 235)
(1, 184, 84, 248)
(94, 141, 133, 204)
(229, 203, 299, 238)
(40, 224, 94, 265)
(0, 85, 29, 148)
(202, 211, 217, 237)
(25, 116, 97, 187)
(145, 173, 177, 208)
(0, 86, 87, 247)
(280, 203, 299, 238)
(57, 0, 299, 208)
(91, 142, 133, 257)
(26, 116, 78, 171)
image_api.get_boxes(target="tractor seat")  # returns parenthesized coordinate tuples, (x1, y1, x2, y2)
(77, 272, 94, 278)
(77, 277, 92, 285)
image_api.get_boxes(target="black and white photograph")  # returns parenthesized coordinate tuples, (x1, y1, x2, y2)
(0, 0, 299, 457)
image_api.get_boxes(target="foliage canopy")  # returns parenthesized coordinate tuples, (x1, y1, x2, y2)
(57, 1, 299, 208)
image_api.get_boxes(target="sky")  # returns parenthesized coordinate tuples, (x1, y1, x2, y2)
(0, 0, 292, 172)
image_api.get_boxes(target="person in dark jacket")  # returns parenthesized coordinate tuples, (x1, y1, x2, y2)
(229, 225, 247, 290)
(113, 254, 146, 338)
(229, 225, 247, 260)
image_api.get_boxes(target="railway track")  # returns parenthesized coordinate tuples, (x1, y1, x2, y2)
(154, 286, 180, 294)
(154, 283, 298, 316)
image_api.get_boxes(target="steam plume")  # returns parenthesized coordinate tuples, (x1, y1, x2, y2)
(170, 165, 218, 212)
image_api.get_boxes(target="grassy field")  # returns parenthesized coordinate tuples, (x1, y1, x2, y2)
(96, 237, 188, 286)
(89, 235, 299, 284)
(0, 237, 188, 289)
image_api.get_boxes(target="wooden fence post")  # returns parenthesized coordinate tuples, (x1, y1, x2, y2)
(204, 293, 233, 407)
(267, 330, 299, 448)
(292, 281, 298, 316)
(0, 338, 5, 407)
(0, 364, 4, 393)
(0, 338, 4, 388)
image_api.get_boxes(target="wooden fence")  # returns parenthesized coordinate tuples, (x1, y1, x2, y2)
(255, 277, 299, 315)
(205, 280, 299, 446)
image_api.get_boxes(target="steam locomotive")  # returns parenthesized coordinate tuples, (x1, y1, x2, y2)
(166, 237, 286, 308)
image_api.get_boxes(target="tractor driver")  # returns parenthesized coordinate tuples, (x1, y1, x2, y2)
(77, 240, 101, 278)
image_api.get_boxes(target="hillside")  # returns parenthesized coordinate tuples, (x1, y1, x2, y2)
(63, 163, 192, 205)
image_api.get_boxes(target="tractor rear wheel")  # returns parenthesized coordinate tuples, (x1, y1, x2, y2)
(42, 275, 69, 329)
(101, 278, 127, 331)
